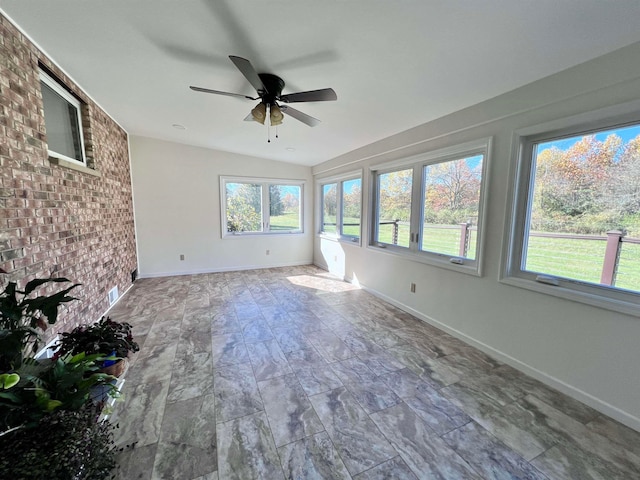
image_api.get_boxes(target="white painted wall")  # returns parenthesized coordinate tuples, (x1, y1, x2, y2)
(313, 42, 640, 430)
(130, 136, 313, 277)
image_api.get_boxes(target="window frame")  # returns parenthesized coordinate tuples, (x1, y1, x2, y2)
(317, 170, 363, 245)
(502, 108, 640, 317)
(369, 138, 492, 276)
(220, 176, 305, 237)
(39, 69, 87, 166)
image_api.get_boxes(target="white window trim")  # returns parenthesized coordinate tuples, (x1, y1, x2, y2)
(368, 138, 492, 277)
(316, 169, 363, 246)
(220, 176, 305, 238)
(501, 104, 640, 317)
(39, 70, 87, 166)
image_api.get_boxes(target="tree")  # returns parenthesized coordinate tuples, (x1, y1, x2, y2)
(226, 184, 262, 232)
(269, 186, 285, 216)
(379, 169, 412, 221)
(342, 184, 361, 220)
(323, 184, 337, 217)
(424, 159, 481, 211)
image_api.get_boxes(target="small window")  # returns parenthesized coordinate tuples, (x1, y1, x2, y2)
(505, 117, 640, 314)
(422, 155, 483, 259)
(222, 177, 303, 236)
(341, 178, 362, 240)
(318, 173, 363, 242)
(269, 184, 301, 232)
(321, 183, 338, 234)
(370, 138, 490, 275)
(40, 70, 86, 165)
(374, 168, 412, 248)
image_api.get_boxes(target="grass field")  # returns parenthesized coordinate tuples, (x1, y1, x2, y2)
(290, 212, 640, 292)
(525, 235, 640, 291)
(270, 211, 301, 231)
(374, 223, 639, 291)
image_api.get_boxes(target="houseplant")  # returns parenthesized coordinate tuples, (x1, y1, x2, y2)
(54, 316, 139, 377)
(0, 271, 119, 479)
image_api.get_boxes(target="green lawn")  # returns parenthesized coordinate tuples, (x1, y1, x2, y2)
(270, 211, 301, 231)
(525, 235, 640, 291)
(375, 223, 639, 291)
(376, 223, 477, 259)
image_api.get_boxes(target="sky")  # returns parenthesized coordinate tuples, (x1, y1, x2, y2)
(538, 124, 640, 153)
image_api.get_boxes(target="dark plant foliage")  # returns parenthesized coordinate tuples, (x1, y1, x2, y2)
(0, 276, 80, 372)
(0, 403, 117, 480)
(0, 352, 118, 431)
(55, 316, 139, 359)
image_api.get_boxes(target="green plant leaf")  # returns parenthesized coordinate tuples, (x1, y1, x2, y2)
(21, 277, 73, 296)
(0, 373, 20, 389)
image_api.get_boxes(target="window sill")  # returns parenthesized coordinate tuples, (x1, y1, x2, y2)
(318, 233, 362, 247)
(500, 275, 640, 318)
(223, 231, 303, 238)
(366, 242, 482, 277)
(49, 156, 101, 177)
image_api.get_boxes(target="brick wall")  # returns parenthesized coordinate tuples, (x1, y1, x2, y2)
(0, 13, 137, 341)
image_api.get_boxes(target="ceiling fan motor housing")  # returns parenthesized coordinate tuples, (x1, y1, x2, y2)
(258, 73, 285, 105)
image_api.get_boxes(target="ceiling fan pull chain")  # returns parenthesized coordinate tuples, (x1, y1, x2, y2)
(268, 125, 271, 143)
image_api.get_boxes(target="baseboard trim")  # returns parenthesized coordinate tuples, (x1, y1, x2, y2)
(350, 278, 640, 432)
(139, 260, 313, 279)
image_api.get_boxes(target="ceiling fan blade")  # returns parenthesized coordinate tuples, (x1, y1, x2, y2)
(190, 86, 257, 100)
(280, 105, 321, 127)
(229, 55, 268, 93)
(279, 88, 337, 103)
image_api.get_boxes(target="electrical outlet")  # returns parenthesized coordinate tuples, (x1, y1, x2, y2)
(266, 250, 270, 255)
(180, 254, 185, 261)
(410, 283, 416, 293)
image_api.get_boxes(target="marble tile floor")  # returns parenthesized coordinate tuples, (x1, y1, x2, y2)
(108, 265, 640, 480)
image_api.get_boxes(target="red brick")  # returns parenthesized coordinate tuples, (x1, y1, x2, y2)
(0, 12, 137, 341)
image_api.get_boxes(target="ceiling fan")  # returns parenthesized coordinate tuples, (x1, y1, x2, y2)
(190, 55, 337, 129)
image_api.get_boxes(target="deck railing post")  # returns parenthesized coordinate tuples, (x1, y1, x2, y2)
(459, 222, 471, 257)
(392, 219, 400, 245)
(600, 230, 623, 286)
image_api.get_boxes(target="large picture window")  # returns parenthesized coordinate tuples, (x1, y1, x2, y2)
(222, 177, 303, 235)
(370, 139, 490, 275)
(505, 116, 640, 314)
(319, 173, 362, 242)
(40, 70, 86, 165)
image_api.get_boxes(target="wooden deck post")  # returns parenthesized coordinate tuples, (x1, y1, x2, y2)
(600, 230, 623, 286)
(459, 222, 471, 257)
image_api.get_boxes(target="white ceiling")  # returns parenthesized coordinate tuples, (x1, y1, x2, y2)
(2, 1, 640, 166)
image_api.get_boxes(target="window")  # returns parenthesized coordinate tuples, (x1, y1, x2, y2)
(221, 177, 303, 235)
(422, 155, 483, 259)
(40, 70, 86, 165)
(370, 139, 490, 275)
(505, 116, 640, 314)
(341, 178, 362, 240)
(374, 168, 412, 248)
(321, 183, 337, 234)
(319, 173, 362, 242)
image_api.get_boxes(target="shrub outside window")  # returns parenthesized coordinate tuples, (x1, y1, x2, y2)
(505, 117, 640, 314)
(222, 177, 303, 235)
(370, 139, 490, 275)
(319, 173, 362, 242)
(40, 70, 86, 165)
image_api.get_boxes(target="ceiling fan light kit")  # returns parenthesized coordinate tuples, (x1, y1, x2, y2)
(190, 55, 337, 140)
(251, 103, 267, 124)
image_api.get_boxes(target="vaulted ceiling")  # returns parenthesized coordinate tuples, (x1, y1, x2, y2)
(2, 0, 640, 166)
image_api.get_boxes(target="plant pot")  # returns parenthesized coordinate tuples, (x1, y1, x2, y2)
(100, 358, 127, 378)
